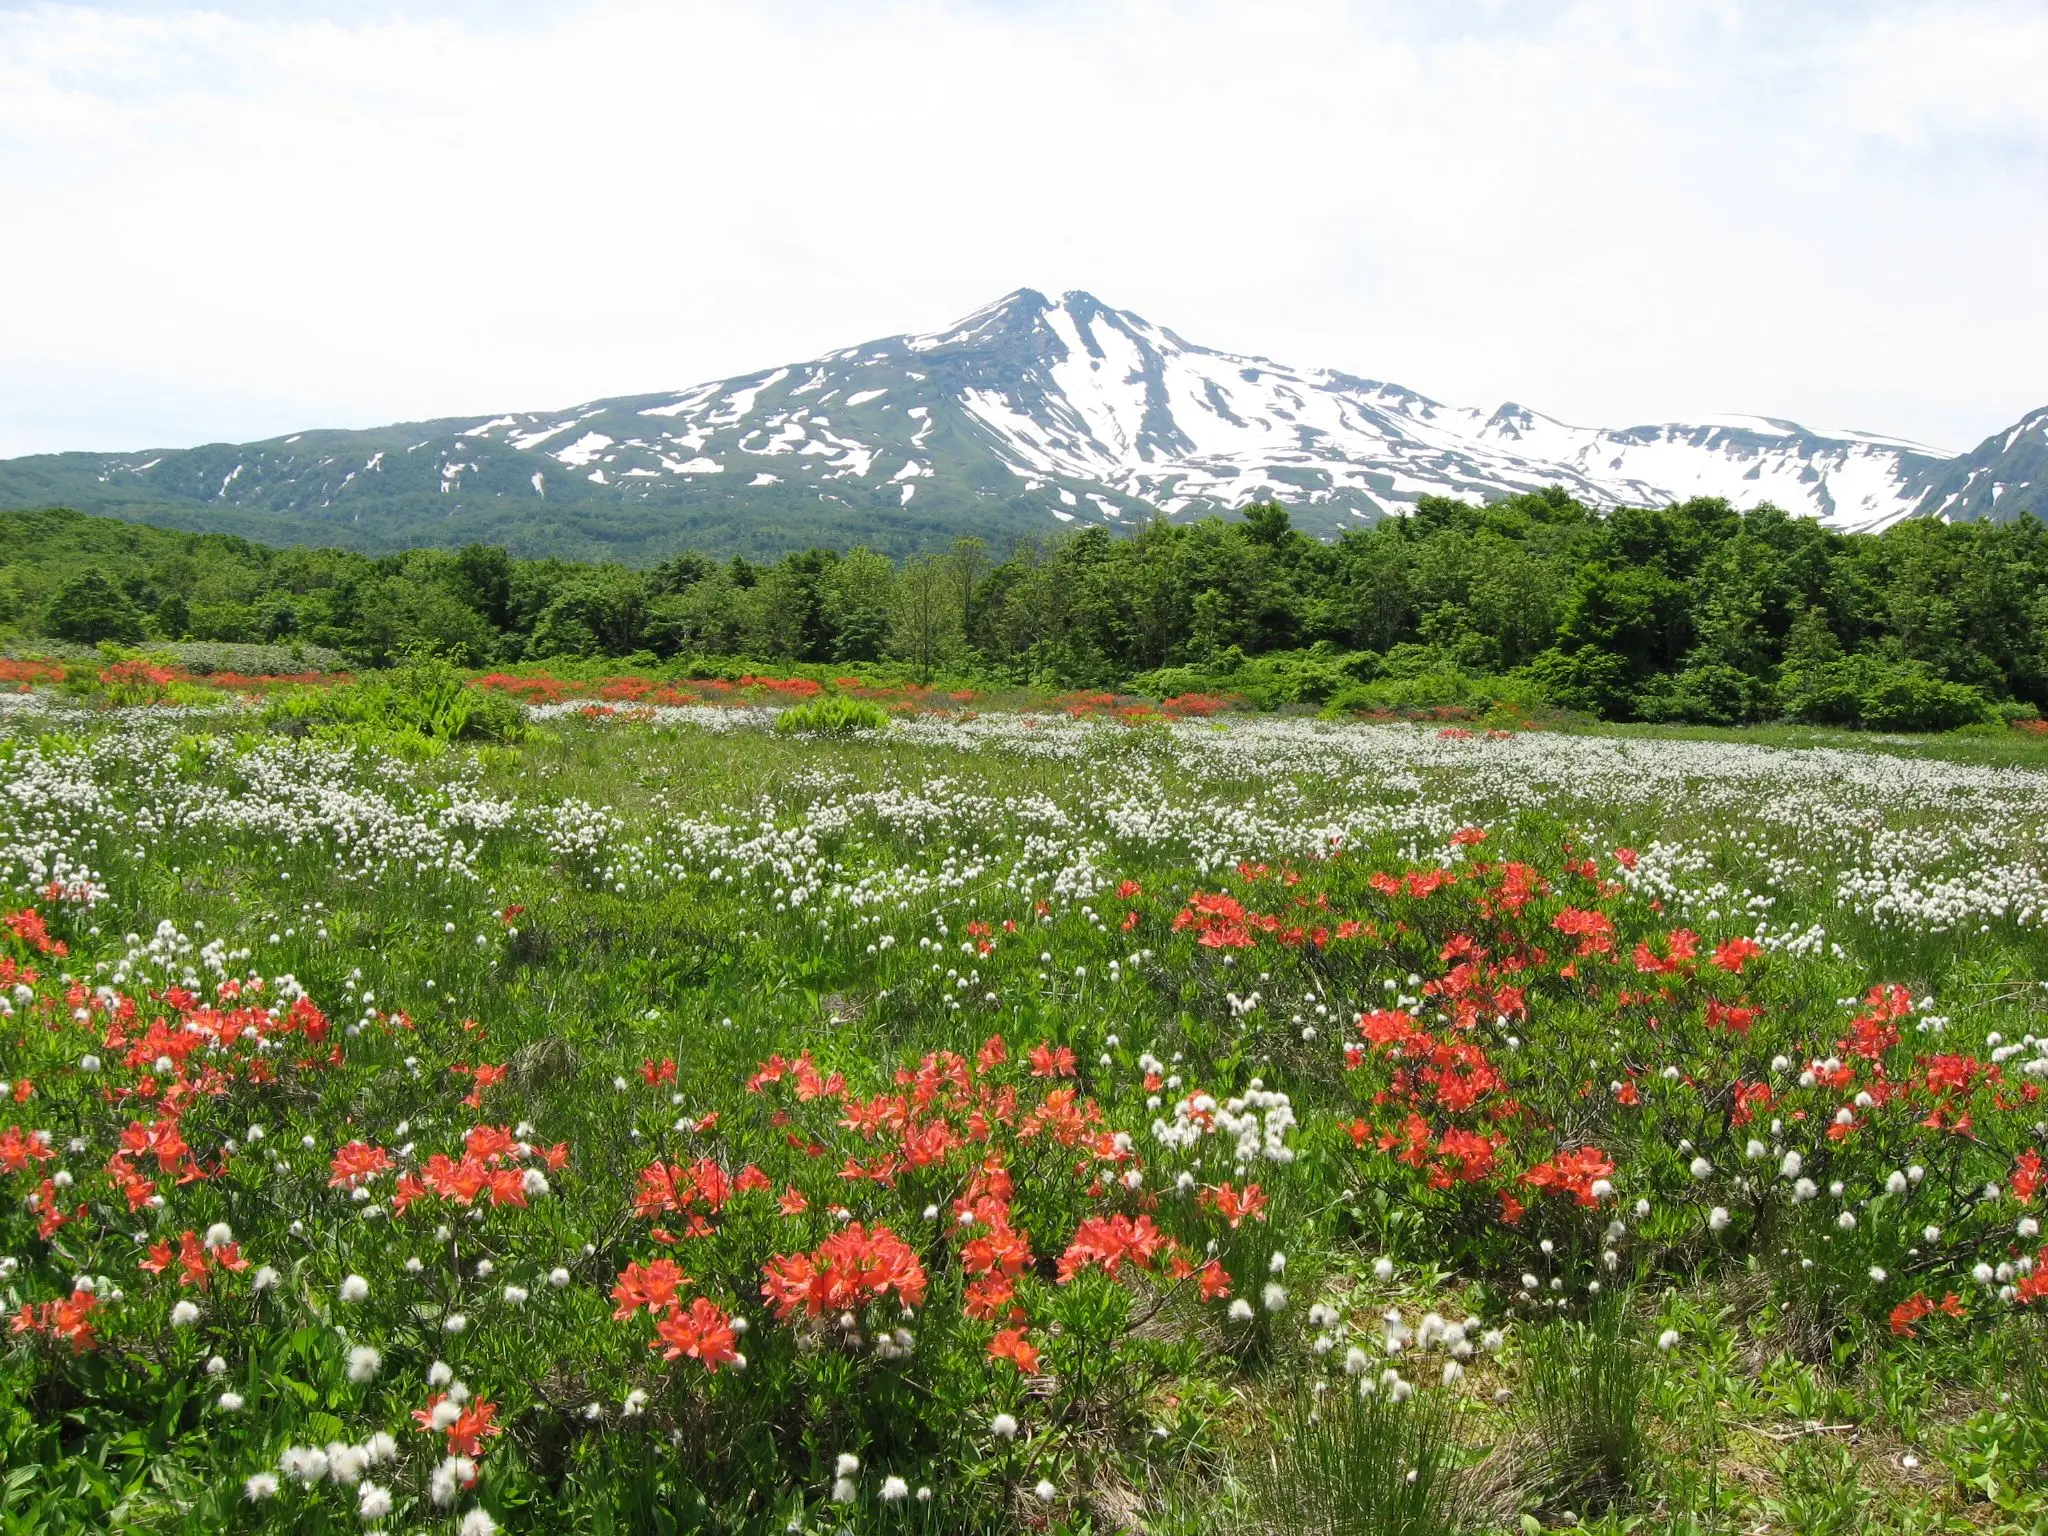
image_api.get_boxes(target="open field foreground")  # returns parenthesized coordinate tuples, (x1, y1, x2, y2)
(3, 694, 2048, 1534)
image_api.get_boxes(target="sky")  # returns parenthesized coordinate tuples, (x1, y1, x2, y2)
(1, 0, 2043, 460)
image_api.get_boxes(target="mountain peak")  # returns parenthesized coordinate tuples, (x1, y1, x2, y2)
(2, 288, 2041, 561)
(910, 287, 1051, 344)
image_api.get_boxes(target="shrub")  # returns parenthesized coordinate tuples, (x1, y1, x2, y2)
(772, 694, 891, 735)
(1522, 645, 1633, 717)
(1858, 663, 1995, 732)
(1322, 669, 1549, 718)
(1780, 658, 1996, 732)
(264, 657, 527, 748)
(1130, 647, 1377, 709)
(164, 640, 347, 676)
(1634, 663, 1774, 725)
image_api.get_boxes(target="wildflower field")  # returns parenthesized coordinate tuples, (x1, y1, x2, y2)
(3, 682, 2048, 1534)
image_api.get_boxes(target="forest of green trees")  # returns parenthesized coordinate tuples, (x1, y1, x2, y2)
(6, 493, 2046, 729)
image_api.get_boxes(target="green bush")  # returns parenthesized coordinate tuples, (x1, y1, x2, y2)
(1781, 657, 1996, 732)
(163, 640, 347, 675)
(772, 694, 892, 735)
(1634, 663, 1774, 725)
(1522, 645, 1634, 717)
(1130, 646, 1379, 708)
(1858, 664, 1996, 732)
(263, 657, 527, 750)
(1322, 667, 1549, 718)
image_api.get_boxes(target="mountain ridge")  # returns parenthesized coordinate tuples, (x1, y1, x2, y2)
(0, 288, 2039, 561)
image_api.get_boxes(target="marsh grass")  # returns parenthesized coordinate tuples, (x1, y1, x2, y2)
(1252, 1384, 1467, 1536)
(1520, 1293, 1654, 1511)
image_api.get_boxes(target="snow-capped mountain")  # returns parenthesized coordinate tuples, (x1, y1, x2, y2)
(0, 288, 2037, 559)
(1899, 405, 2048, 524)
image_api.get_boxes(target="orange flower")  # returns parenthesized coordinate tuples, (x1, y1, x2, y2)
(1521, 1147, 1614, 1206)
(612, 1258, 691, 1320)
(652, 1296, 740, 1371)
(1709, 936, 1763, 974)
(1027, 1042, 1077, 1078)
(1056, 1214, 1169, 1282)
(987, 1327, 1040, 1373)
(1202, 1183, 1269, 1228)
(328, 1140, 391, 1189)
(445, 1399, 503, 1459)
(760, 1223, 928, 1320)
(0, 1125, 54, 1174)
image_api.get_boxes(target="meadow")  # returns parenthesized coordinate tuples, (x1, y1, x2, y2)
(2, 671, 2047, 1534)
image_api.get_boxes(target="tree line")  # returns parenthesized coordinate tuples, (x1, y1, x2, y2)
(5, 493, 2045, 728)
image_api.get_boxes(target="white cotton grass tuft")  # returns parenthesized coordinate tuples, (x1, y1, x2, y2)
(991, 1412, 1019, 1440)
(880, 1475, 909, 1502)
(326, 1442, 368, 1484)
(339, 1274, 370, 1303)
(243, 1471, 279, 1502)
(217, 1390, 245, 1412)
(1034, 1479, 1057, 1502)
(358, 1482, 393, 1519)
(347, 1345, 382, 1383)
(170, 1299, 200, 1327)
(430, 1456, 476, 1507)
(458, 1510, 498, 1536)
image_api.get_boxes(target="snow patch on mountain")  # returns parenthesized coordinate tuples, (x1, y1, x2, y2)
(9, 287, 2041, 550)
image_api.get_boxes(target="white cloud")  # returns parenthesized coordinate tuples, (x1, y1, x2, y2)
(0, 0, 2041, 459)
